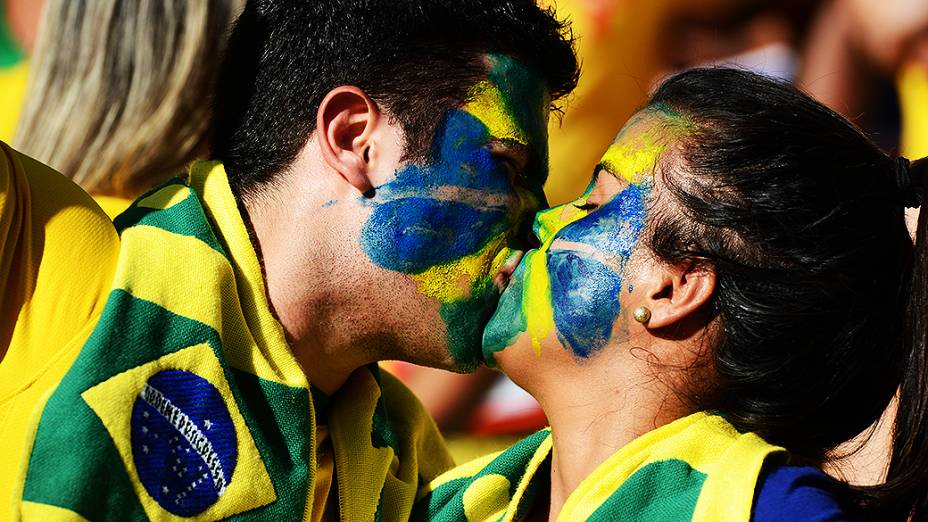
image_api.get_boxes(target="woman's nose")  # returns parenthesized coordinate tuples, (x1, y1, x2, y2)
(532, 201, 588, 246)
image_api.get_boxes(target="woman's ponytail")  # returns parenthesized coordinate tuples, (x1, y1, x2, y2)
(883, 157, 928, 521)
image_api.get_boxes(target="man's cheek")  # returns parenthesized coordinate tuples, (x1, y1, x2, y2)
(360, 198, 510, 274)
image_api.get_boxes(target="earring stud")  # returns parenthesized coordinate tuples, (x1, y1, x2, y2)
(633, 306, 651, 324)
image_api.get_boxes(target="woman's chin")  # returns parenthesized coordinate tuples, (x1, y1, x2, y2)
(481, 309, 522, 367)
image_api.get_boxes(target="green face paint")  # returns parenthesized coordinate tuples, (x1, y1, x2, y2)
(360, 55, 550, 370)
(483, 106, 695, 363)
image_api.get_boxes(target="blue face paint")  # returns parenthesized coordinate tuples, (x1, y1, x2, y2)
(360, 111, 514, 274)
(547, 183, 649, 357)
(358, 55, 549, 370)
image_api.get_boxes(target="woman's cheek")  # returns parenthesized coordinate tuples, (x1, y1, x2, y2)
(547, 250, 624, 358)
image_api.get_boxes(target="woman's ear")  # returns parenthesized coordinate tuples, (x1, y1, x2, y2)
(638, 260, 715, 329)
(316, 85, 379, 194)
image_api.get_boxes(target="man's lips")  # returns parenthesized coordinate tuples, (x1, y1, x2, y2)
(493, 250, 525, 291)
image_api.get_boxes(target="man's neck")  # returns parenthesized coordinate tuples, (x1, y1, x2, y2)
(242, 188, 369, 395)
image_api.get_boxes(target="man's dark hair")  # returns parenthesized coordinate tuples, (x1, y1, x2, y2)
(210, 0, 579, 199)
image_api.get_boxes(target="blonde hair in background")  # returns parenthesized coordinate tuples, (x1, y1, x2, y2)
(14, 0, 244, 198)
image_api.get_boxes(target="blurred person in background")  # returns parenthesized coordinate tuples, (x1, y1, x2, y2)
(800, 0, 928, 158)
(13, 0, 244, 218)
(0, 0, 42, 142)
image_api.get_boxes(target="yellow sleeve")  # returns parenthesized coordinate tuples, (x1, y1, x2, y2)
(0, 142, 120, 520)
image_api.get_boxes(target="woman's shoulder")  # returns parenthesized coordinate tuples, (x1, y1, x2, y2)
(752, 465, 858, 522)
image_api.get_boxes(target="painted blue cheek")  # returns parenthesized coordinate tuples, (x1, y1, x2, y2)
(548, 252, 623, 358)
(379, 110, 510, 195)
(361, 109, 521, 274)
(361, 197, 509, 273)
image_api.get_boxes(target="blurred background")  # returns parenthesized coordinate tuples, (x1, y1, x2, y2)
(2, 0, 926, 464)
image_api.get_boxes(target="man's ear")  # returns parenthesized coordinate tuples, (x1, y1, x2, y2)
(639, 260, 715, 330)
(316, 85, 379, 194)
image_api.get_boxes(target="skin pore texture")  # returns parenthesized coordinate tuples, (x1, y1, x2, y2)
(247, 54, 550, 394)
(360, 54, 549, 371)
(486, 107, 706, 519)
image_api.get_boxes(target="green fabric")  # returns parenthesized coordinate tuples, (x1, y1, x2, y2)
(231, 370, 313, 521)
(586, 460, 706, 522)
(23, 189, 315, 520)
(113, 179, 228, 256)
(414, 429, 551, 521)
(414, 412, 785, 522)
(0, 2, 24, 69)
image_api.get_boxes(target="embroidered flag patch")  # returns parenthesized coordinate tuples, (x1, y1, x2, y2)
(81, 343, 276, 521)
(131, 370, 237, 516)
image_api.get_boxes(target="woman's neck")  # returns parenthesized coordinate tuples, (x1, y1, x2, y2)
(524, 359, 688, 520)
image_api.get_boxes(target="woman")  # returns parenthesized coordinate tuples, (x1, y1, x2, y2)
(13, 0, 242, 217)
(414, 68, 928, 521)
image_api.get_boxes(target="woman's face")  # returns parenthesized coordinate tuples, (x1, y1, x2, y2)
(483, 107, 691, 364)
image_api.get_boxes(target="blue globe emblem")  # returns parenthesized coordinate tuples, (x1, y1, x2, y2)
(130, 370, 237, 516)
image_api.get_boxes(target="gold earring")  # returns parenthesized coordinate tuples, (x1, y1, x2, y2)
(633, 306, 651, 324)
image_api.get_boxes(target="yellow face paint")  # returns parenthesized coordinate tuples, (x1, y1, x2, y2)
(464, 81, 531, 145)
(521, 190, 594, 354)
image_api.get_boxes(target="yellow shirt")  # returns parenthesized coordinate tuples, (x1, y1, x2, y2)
(93, 194, 133, 220)
(0, 142, 120, 521)
(0, 59, 28, 143)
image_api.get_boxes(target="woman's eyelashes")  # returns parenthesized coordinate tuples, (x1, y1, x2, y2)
(573, 202, 598, 211)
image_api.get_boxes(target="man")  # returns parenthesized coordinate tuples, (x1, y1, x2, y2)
(8, 0, 578, 520)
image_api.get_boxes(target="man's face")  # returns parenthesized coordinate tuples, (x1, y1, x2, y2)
(358, 55, 550, 370)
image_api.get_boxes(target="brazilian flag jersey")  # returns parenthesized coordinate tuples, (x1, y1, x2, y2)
(15, 161, 454, 521)
(414, 412, 787, 521)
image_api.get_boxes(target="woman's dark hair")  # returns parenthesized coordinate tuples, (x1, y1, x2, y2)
(210, 0, 579, 200)
(646, 67, 928, 520)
